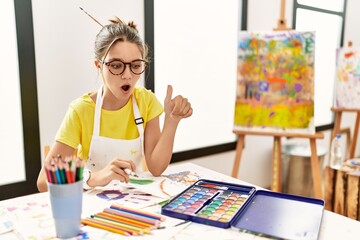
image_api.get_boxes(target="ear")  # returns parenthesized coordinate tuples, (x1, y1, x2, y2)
(94, 59, 101, 69)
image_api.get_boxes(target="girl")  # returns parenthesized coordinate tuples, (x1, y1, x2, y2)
(37, 17, 192, 192)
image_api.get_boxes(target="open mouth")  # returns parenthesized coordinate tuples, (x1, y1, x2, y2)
(121, 85, 130, 91)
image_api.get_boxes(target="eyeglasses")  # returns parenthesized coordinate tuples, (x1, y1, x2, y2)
(99, 59, 147, 75)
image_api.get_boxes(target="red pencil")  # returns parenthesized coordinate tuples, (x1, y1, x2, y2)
(64, 163, 73, 183)
(45, 168, 53, 183)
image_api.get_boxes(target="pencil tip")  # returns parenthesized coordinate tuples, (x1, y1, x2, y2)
(79, 7, 83, 10)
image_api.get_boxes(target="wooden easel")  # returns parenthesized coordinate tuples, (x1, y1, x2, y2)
(330, 42, 360, 159)
(232, 0, 325, 199)
(324, 41, 360, 213)
(331, 107, 360, 159)
(231, 131, 324, 199)
(273, 0, 290, 31)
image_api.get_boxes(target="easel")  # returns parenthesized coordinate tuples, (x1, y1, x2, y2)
(231, 131, 324, 199)
(330, 42, 360, 159)
(331, 107, 360, 159)
(273, 0, 290, 31)
(324, 41, 360, 212)
(232, 0, 325, 199)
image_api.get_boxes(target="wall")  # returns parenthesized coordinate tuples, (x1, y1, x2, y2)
(25, 0, 360, 188)
(31, 0, 144, 160)
(154, 0, 238, 152)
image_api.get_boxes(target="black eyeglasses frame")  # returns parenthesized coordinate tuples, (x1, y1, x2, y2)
(99, 59, 148, 75)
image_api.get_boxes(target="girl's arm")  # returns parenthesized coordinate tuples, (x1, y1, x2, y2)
(144, 85, 193, 176)
(37, 141, 136, 191)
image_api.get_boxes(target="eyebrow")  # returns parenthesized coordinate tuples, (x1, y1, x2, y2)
(106, 58, 143, 63)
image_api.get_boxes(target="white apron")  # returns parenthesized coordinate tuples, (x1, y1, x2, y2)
(86, 85, 144, 172)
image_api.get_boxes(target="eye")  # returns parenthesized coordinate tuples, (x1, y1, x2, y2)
(132, 63, 141, 69)
(131, 61, 143, 69)
(110, 61, 124, 69)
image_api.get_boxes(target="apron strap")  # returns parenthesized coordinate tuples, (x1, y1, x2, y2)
(132, 95, 145, 157)
(93, 85, 104, 136)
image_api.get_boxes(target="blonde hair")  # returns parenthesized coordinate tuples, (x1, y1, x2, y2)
(94, 17, 148, 62)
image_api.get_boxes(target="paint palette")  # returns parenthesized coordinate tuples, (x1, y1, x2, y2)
(162, 179, 325, 240)
(161, 179, 256, 228)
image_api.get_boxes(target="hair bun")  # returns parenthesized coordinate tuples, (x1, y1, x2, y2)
(108, 17, 138, 32)
(127, 21, 138, 32)
(109, 16, 124, 25)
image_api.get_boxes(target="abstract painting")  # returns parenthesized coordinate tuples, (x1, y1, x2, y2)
(234, 31, 315, 133)
(335, 47, 360, 108)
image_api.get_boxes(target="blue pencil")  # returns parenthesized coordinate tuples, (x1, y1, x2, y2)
(55, 167, 62, 184)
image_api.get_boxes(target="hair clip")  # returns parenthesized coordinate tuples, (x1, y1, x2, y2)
(79, 7, 103, 27)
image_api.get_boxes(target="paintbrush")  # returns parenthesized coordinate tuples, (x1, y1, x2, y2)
(124, 168, 139, 178)
(79, 7, 103, 27)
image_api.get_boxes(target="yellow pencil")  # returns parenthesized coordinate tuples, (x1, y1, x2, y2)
(92, 215, 150, 234)
(96, 212, 154, 229)
(84, 217, 139, 235)
(87, 217, 142, 235)
(81, 219, 130, 236)
(104, 208, 160, 227)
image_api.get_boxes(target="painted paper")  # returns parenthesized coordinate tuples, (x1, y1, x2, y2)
(335, 47, 360, 108)
(234, 31, 315, 133)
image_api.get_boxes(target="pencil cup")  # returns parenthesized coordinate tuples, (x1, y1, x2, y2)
(48, 180, 83, 239)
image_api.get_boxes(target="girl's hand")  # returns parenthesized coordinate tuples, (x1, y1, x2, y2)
(90, 158, 136, 187)
(164, 85, 193, 122)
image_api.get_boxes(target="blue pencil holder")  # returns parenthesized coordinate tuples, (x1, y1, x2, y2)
(48, 180, 83, 238)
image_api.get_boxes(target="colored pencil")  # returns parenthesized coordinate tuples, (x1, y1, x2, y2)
(97, 212, 155, 229)
(55, 167, 62, 184)
(110, 204, 166, 221)
(64, 163, 72, 183)
(64, 157, 73, 183)
(104, 208, 160, 227)
(81, 219, 130, 236)
(46, 168, 53, 183)
(70, 158, 77, 183)
(50, 166, 58, 184)
(87, 217, 140, 235)
(75, 158, 84, 181)
(51, 157, 62, 184)
(58, 162, 66, 184)
(109, 205, 162, 223)
(91, 215, 150, 234)
(94, 212, 154, 229)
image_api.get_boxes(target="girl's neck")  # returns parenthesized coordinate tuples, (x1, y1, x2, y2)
(90, 90, 130, 111)
(102, 96, 129, 111)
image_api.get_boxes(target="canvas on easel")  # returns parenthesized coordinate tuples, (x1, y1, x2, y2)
(334, 46, 360, 108)
(232, 30, 324, 199)
(325, 44, 360, 210)
(234, 31, 316, 134)
(330, 43, 360, 167)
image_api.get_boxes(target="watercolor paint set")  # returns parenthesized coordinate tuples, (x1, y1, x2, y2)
(161, 179, 324, 240)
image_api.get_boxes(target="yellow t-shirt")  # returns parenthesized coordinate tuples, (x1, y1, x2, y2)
(56, 87, 164, 160)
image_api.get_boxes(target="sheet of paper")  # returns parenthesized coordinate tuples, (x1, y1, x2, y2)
(114, 162, 250, 199)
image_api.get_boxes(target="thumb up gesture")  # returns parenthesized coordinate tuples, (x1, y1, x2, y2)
(164, 85, 193, 122)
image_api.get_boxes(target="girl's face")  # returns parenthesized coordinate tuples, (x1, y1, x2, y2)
(98, 41, 143, 104)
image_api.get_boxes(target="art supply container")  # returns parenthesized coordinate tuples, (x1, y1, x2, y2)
(162, 179, 324, 240)
(48, 180, 83, 238)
